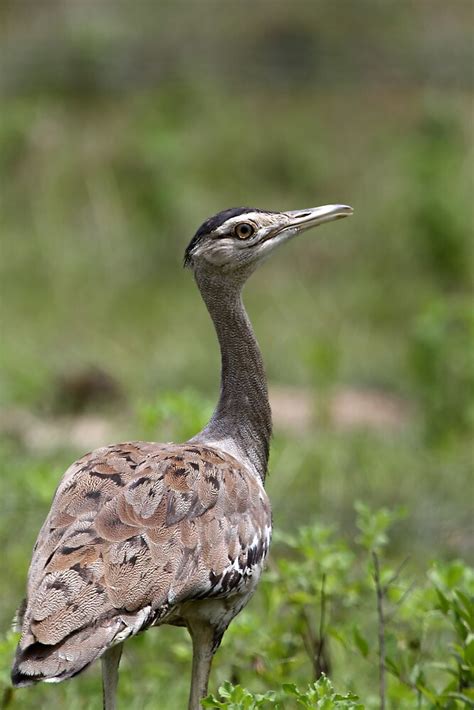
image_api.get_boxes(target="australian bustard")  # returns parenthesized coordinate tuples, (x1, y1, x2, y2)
(12, 204, 353, 709)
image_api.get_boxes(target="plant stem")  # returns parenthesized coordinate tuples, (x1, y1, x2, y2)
(315, 573, 327, 676)
(373, 551, 386, 710)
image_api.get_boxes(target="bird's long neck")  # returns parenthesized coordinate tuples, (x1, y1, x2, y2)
(190, 268, 272, 481)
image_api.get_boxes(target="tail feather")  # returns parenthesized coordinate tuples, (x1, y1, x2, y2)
(11, 620, 122, 687)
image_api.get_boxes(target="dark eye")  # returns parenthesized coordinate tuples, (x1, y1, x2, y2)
(235, 223, 255, 239)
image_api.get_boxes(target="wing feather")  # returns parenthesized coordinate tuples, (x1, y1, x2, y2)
(12, 442, 271, 685)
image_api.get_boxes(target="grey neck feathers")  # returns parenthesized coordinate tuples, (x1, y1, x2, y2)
(190, 267, 272, 481)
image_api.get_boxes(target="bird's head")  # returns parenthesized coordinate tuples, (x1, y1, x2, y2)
(184, 204, 353, 276)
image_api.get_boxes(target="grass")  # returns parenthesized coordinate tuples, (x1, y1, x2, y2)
(0, 48, 473, 710)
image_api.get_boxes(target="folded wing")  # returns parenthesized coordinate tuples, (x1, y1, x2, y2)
(12, 442, 271, 685)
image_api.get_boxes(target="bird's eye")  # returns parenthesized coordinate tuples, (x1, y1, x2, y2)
(235, 223, 255, 240)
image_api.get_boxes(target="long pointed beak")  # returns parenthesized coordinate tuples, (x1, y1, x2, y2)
(285, 204, 353, 232)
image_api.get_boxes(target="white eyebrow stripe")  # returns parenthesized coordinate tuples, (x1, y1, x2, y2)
(215, 213, 262, 234)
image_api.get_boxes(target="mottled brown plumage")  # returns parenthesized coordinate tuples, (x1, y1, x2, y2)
(14, 442, 270, 684)
(12, 204, 352, 709)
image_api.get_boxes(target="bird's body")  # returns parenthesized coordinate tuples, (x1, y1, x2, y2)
(12, 204, 352, 708)
(14, 441, 270, 680)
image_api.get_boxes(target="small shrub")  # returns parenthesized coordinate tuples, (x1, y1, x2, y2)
(203, 676, 363, 709)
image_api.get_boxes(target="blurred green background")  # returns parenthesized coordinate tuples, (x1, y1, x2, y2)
(0, 1, 473, 708)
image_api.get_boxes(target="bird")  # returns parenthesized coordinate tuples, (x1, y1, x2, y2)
(11, 203, 353, 709)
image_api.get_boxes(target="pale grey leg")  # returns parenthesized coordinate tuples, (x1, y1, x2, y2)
(101, 643, 123, 710)
(187, 622, 219, 710)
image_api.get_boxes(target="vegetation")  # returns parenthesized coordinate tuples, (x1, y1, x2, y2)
(0, 2, 473, 708)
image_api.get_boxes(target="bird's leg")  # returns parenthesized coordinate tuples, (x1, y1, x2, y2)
(101, 642, 123, 710)
(187, 621, 220, 710)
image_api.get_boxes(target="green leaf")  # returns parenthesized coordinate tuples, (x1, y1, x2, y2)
(385, 655, 401, 677)
(465, 637, 474, 665)
(416, 684, 439, 704)
(282, 683, 300, 696)
(352, 625, 369, 658)
(435, 586, 450, 614)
